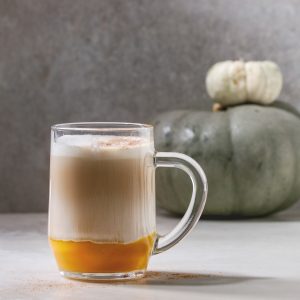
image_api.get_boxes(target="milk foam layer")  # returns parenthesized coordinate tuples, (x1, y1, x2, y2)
(49, 135, 156, 243)
(52, 135, 153, 159)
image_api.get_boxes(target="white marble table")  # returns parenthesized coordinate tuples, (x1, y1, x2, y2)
(1, 208, 300, 300)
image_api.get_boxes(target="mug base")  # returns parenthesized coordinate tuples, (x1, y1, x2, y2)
(60, 270, 145, 281)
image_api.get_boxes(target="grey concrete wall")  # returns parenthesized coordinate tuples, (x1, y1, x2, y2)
(1, 0, 300, 212)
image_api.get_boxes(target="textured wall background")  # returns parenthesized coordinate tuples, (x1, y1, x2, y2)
(1, 0, 300, 212)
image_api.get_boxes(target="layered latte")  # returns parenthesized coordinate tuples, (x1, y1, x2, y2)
(49, 135, 156, 273)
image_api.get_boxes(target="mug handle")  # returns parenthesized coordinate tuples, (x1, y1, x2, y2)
(152, 152, 208, 255)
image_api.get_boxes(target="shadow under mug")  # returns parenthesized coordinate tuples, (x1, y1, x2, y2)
(48, 122, 208, 281)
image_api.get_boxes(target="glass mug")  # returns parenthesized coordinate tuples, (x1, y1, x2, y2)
(49, 122, 208, 281)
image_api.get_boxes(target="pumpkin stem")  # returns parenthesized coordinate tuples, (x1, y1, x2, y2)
(212, 103, 224, 112)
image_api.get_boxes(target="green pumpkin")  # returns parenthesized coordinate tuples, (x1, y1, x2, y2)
(153, 102, 300, 218)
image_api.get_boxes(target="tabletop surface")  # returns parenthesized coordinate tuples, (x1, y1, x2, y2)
(1, 208, 300, 300)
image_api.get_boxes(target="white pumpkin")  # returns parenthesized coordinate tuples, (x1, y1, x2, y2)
(206, 60, 283, 106)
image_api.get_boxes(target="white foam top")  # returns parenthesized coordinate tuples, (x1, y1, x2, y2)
(52, 135, 153, 158)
